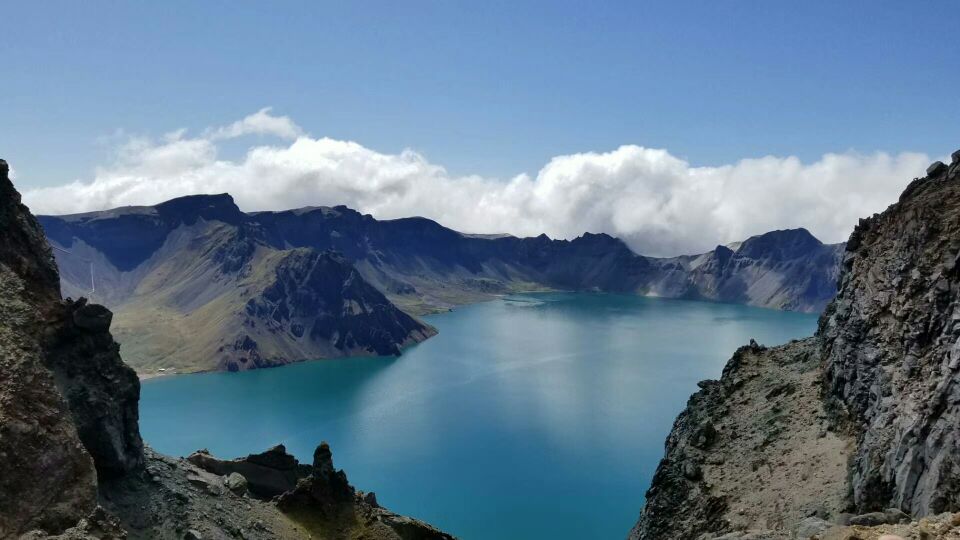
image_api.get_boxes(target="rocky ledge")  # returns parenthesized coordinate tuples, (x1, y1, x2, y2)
(632, 151, 960, 539)
(93, 443, 452, 540)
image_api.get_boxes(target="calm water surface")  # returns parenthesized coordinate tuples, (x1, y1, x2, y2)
(140, 293, 818, 539)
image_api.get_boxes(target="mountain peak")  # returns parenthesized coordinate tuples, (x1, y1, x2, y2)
(736, 227, 823, 260)
(154, 193, 244, 225)
(570, 232, 632, 253)
(753, 227, 818, 243)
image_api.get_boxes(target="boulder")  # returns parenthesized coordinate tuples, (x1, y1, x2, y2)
(71, 302, 112, 332)
(795, 516, 831, 538)
(847, 512, 888, 526)
(224, 472, 248, 495)
(187, 446, 309, 499)
(927, 160, 948, 176)
(691, 421, 718, 449)
(362, 491, 379, 508)
(682, 461, 702, 480)
(884, 507, 909, 524)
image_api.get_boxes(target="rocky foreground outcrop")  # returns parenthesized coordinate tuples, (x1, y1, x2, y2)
(186, 444, 454, 540)
(629, 339, 854, 539)
(820, 155, 960, 516)
(631, 152, 960, 539)
(0, 158, 142, 536)
(0, 159, 453, 539)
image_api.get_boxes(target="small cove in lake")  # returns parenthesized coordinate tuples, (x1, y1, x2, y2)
(140, 292, 819, 539)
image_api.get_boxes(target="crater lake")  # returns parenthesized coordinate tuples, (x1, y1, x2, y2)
(140, 292, 818, 539)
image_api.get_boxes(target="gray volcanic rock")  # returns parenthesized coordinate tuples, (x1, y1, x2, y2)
(275, 443, 456, 540)
(0, 157, 142, 533)
(275, 442, 356, 515)
(820, 154, 960, 515)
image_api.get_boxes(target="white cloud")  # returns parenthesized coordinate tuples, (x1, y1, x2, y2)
(206, 107, 303, 141)
(22, 109, 932, 256)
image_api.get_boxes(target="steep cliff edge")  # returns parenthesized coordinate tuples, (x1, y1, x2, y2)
(0, 158, 143, 536)
(0, 160, 452, 539)
(631, 153, 960, 539)
(0, 159, 98, 535)
(820, 153, 960, 515)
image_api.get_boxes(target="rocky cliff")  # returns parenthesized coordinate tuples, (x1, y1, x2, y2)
(0, 158, 142, 536)
(820, 154, 960, 516)
(241, 249, 432, 366)
(630, 152, 960, 539)
(675, 229, 843, 312)
(0, 160, 453, 539)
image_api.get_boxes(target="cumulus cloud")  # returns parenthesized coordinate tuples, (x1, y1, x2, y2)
(23, 109, 931, 256)
(206, 107, 303, 141)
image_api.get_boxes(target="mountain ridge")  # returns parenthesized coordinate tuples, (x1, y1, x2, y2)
(40, 195, 843, 374)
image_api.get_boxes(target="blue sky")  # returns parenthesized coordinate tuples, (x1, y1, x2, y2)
(3, 1, 959, 189)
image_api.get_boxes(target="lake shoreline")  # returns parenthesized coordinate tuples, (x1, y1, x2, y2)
(136, 290, 815, 381)
(139, 292, 819, 539)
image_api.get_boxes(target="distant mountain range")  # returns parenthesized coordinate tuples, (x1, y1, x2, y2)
(39, 194, 843, 374)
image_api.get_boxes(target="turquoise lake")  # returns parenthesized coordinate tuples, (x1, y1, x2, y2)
(140, 293, 818, 539)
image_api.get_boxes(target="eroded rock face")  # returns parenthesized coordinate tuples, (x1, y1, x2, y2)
(0, 157, 144, 536)
(0, 159, 99, 536)
(43, 297, 143, 477)
(820, 156, 960, 515)
(41, 200, 438, 375)
(243, 249, 436, 362)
